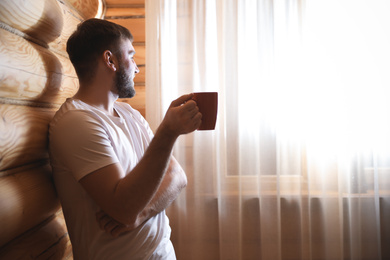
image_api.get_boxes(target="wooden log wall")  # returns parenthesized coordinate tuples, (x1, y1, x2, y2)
(105, 0, 146, 116)
(0, 0, 104, 259)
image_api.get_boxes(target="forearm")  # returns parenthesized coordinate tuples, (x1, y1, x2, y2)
(113, 126, 179, 224)
(137, 157, 187, 224)
(96, 157, 187, 235)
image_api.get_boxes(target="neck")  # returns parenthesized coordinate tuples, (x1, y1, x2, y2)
(74, 81, 119, 117)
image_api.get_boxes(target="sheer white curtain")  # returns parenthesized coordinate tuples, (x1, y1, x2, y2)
(145, 0, 390, 259)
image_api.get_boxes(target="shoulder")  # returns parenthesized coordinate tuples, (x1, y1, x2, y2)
(52, 98, 107, 124)
(50, 100, 106, 140)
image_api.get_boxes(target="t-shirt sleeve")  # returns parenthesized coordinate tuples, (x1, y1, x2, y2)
(51, 110, 119, 181)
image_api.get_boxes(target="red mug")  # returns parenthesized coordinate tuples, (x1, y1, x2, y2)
(192, 92, 218, 130)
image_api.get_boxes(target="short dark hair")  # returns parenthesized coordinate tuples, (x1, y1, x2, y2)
(66, 18, 133, 83)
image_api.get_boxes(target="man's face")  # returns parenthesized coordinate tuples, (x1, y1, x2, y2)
(114, 38, 139, 98)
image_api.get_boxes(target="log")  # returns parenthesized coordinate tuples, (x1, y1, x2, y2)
(0, 0, 83, 55)
(105, 7, 145, 17)
(0, 29, 79, 105)
(0, 164, 61, 247)
(48, 0, 84, 54)
(106, 0, 145, 6)
(67, 0, 105, 20)
(107, 18, 145, 43)
(0, 104, 56, 173)
(134, 65, 145, 84)
(134, 45, 146, 66)
(0, 0, 63, 45)
(0, 211, 72, 259)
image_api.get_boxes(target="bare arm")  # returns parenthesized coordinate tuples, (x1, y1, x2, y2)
(79, 94, 200, 228)
(96, 156, 187, 236)
(142, 156, 187, 219)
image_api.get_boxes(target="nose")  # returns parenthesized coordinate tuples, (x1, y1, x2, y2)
(133, 60, 139, 74)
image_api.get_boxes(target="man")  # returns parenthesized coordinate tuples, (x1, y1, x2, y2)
(49, 18, 201, 259)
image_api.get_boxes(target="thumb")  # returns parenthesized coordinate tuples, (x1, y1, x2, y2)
(170, 93, 194, 108)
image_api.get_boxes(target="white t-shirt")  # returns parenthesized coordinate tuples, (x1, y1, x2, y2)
(49, 98, 176, 260)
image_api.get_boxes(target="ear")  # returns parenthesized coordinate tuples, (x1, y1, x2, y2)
(103, 50, 117, 72)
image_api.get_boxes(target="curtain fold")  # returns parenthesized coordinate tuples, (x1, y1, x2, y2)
(146, 0, 390, 259)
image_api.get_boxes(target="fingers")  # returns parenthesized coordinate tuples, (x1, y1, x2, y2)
(96, 211, 127, 237)
(96, 211, 114, 231)
(193, 111, 203, 129)
(185, 100, 202, 126)
(111, 225, 127, 237)
(178, 101, 202, 130)
(182, 99, 198, 115)
(160, 93, 203, 136)
(170, 93, 194, 108)
(96, 210, 109, 230)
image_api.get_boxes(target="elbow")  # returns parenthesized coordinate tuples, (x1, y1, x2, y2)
(174, 168, 187, 190)
(114, 212, 146, 231)
(119, 203, 156, 230)
(105, 202, 147, 231)
(181, 172, 188, 189)
(122, 216, 144, 231)
(95, 209, 144, 235)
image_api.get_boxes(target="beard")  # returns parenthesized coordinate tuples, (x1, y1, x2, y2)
(114, 65, 136, 98)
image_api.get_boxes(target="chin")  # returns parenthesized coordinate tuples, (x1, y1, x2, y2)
(119, 88, 136, 99)
(116, 79, 136, 98)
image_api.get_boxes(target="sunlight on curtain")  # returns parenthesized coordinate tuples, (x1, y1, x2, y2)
(146, 0, 390, 259)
